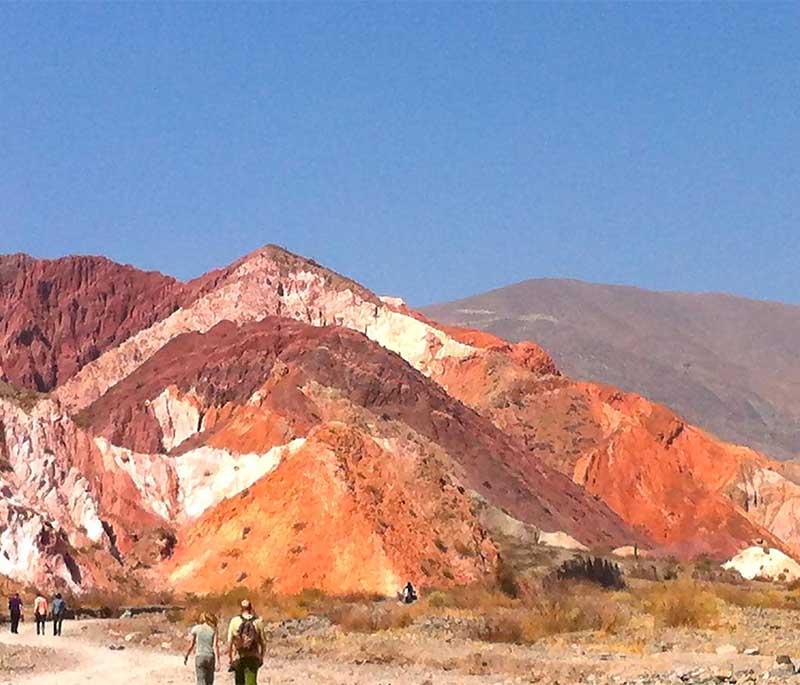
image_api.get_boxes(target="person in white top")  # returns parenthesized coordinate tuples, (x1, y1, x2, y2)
(33, 594, 48, 636)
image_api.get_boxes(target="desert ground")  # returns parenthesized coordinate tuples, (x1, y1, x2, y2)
(6, 573, 800, 685)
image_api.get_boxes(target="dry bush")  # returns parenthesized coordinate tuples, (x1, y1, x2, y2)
(480, 612, 531, 643)
(69, 587, 177, 617)
(626, 563, 661, 582)
(689, 556, 745, 584)
(786, 578, 800, 592)
(477, 583, 631, 644)
(638, 580, 719, 628)
(496, 557, 525, 598)
(329, 603, 415, 633)
(710, 582, 800, 610)
(422, 585, 516, 612)
(550, 556, 625, 590)
(183, 585, 384, 625)
(535, 586, 630, 637)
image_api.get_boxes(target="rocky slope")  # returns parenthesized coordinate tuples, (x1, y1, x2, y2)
(76, 316, 634, 593)
(2, 246, 800, 594)
(424, 278, 800, 461)
(0, 254, 186, 392)
(0, 391, 173, 591)
(430, 353, 799, 558)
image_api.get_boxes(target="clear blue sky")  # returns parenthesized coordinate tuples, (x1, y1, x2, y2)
(1, 3, 798, 305)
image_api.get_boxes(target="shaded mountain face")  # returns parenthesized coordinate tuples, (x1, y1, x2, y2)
(424, 279, 800, 462)
(1, 247, 800, 595)
(0, 254, 186, 391)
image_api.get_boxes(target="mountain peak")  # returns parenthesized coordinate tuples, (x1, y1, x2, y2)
(4, 245, 800, 596)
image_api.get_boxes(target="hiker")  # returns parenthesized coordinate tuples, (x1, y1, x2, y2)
(400, 581, 418, 605)
(52, 593, 67, 636)
(185, 612, 221, 685)
(33, 592, 48, 636)
(227, 600, 265, 685)
(8, 592, 22, 634)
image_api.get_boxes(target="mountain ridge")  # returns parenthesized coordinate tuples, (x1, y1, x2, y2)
(426, 276, 800, 310)
(424, 277, 800, 461)
(2, 247, 800, 596)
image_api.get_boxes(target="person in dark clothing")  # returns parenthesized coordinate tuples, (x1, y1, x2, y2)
(8, 593, 22, 634)
(401, 581, 418, 604)
(52, 593, 67, 636)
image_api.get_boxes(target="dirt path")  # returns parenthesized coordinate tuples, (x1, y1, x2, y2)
(0, 619, 785, 684)
(0, 619, 519, 684)
(1, 622, 183, 684)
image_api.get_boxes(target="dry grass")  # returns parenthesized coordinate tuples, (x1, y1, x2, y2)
(422, 585, 516, 611)
(67, 559, 800, 649)
(70, 588, 177, 616)
(709, 581, 800, 610)
(181, 576, 633, 644)
(422, 580, 632, 645)
(0, 643, 56, 675)
(637, 580, 720, 628)
(329, 603, 416, 633)
(477, 594, 630, 645)
(181, 585, 387, 626)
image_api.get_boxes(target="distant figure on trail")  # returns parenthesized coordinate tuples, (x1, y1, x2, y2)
(8, 592, 22, 634)
(227, 600, 265, 685)
(33, 593, 48, 636)
(52, 593, 67, 636)
(400, 581, 418, 605)
(185, 612, 221, 685)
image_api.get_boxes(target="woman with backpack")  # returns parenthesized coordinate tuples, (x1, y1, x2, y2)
(226, 600, 264, 685)
(185, 612, 221, 685)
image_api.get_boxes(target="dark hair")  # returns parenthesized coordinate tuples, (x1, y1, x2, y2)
(55, 593, 62, 599)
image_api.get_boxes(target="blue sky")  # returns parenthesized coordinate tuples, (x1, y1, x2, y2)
(1, 3, 798, 305)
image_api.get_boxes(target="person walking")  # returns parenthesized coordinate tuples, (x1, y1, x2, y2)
(184, 612, 220, 685)
(227, 600, 265, 685)
(33, 593, 48, 636)
(51, 593, 67, 636)
(8, 592, 22, 634)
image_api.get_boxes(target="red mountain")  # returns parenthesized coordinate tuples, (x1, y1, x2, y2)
(1, 245, 798, 595)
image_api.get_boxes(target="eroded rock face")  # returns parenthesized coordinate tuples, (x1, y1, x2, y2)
(4, 244, 800, 594)
(0, 396, 170, 591)
(53, 246, 476, 412)
(0, 493, 82, 589)
(61, 315, 639, 597)
(167, 423, 500, 595)
(0, 254, 185, 391)
(430, 346, 800, 559)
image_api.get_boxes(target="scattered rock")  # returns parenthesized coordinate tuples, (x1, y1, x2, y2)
(770, 654, 796, 678)
(715, 644, 738, 656)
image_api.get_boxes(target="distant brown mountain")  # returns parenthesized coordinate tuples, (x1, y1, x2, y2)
(424, 279, 800, 461)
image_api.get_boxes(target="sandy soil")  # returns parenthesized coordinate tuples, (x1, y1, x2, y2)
(0, 619, 530, 685)
(0, 613, 796, 685)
